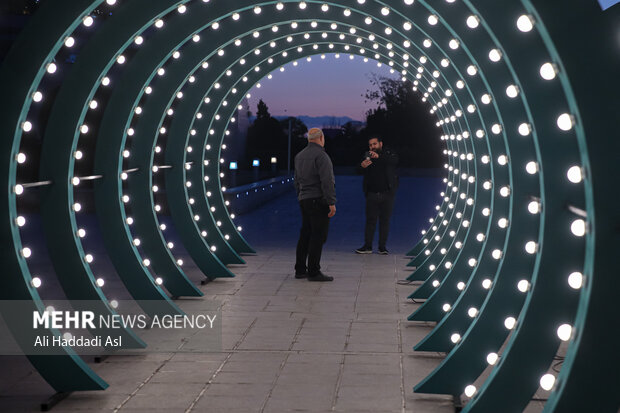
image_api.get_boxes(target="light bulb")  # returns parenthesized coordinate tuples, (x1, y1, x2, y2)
(450, 333, 461, 343)
(486, 352, 498, 365)
(506, 85, 519, 98)
(468, 308, 478, 318)
(517, 280, 530, 292)
(96, 278, 105, 287)
(557, 324, 572, 341)
(525, 241, 538, 254)
(528, 201, 541, 214)
(488, 49, 502, 62)
(571, 219, 586, 236)
(568, 272, 583, 289)
(504, 317, 516, 329)
(466, 15, 480, 29)
(517, 15, 535, 32)
(557, 113, 574, 131)
(464, 385, 476, 398)
(540, 63, 557, 80)
(31, 277, 42, 288)
(540, 374, 555, 391)
(519, 123, 532, 136)
(567, 166, 583, 183)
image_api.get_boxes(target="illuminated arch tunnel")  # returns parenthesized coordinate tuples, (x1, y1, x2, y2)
(1, 0, 618, 411)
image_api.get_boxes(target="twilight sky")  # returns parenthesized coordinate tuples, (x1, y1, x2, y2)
(247, 53, 400, 122)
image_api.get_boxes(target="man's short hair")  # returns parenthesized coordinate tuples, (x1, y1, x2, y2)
(369, 136, 383, 142)
(308, 128, 324, 141)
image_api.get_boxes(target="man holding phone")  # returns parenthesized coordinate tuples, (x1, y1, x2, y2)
(356, 136, 398, 255)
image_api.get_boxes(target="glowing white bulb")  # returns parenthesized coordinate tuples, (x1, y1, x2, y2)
(442, 303, 451, 312)
(468, 308, 478, 318)
(540, 374, 555, 391)
(488, 49, 502, 62)
(568, 272, 583, 289)
(450, 333, 461, 343)
(517, 280, 530, 292)
(16, 216, 26, 226)
(504, 317, 516, 329)
(31, 277, 42, 288)
(540, 63, 557, 80)
(464, 385, 476, 398)
(528, 201, 541, 214)
(571, 219, 586, 236)
(482, 279, 492, 289)
(567, 166, 583, 183)
(517, 15, 535, 32)
(466, 15, 480, 29)
(525, 241, 538, 254)
(492, 249, 503, 260)
(83, 16, 94, 27)
(487, 352, 498, 365)
(506, 85, 519, 98)
(96, 278, 105, 287)
(155, 277, 163, 285)
(519, 123, 532, 136)
(21, 247, 32, 258)
(64, 36, 75, 47)
(557, 113, 574, 131)
(557, 324, 572, 341)
(85, 254, 94, 263)
(428, 15, 438, 25)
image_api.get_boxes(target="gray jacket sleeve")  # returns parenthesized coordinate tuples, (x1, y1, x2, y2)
(317, 152, 336, 205)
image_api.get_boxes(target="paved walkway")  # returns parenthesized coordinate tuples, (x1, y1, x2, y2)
(0, 176, 456, 412)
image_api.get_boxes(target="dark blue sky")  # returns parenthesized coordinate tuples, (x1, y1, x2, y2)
(247, 53, 399, 122)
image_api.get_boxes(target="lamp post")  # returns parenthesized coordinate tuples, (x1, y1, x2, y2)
(284, 109, 291, 175)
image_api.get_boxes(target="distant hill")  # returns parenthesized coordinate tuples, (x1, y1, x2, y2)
(249, 115, 364, 130)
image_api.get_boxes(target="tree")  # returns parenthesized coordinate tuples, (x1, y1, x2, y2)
(278, 117, 309, 170)
(362, 75, 442, 168)
(244, 100, 308, 171)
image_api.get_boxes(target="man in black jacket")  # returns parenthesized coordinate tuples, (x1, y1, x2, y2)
(294, 128, 337, 281)
(356, 137, 398, 255)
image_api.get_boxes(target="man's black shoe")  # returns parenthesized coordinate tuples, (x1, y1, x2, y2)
(355, 245, 373, 254)
(307, 272, 334, 282)
(295, 271, 307, 279)
(378, 248, 389, 255)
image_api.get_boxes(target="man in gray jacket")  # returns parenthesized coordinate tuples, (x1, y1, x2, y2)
(294, 128, 336, 282)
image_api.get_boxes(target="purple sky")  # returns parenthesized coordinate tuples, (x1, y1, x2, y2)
(247, 53, 399, 121)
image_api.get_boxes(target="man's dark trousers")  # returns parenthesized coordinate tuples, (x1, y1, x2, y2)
(295, 198, 330, 275)
(364, 190, 396, 249)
